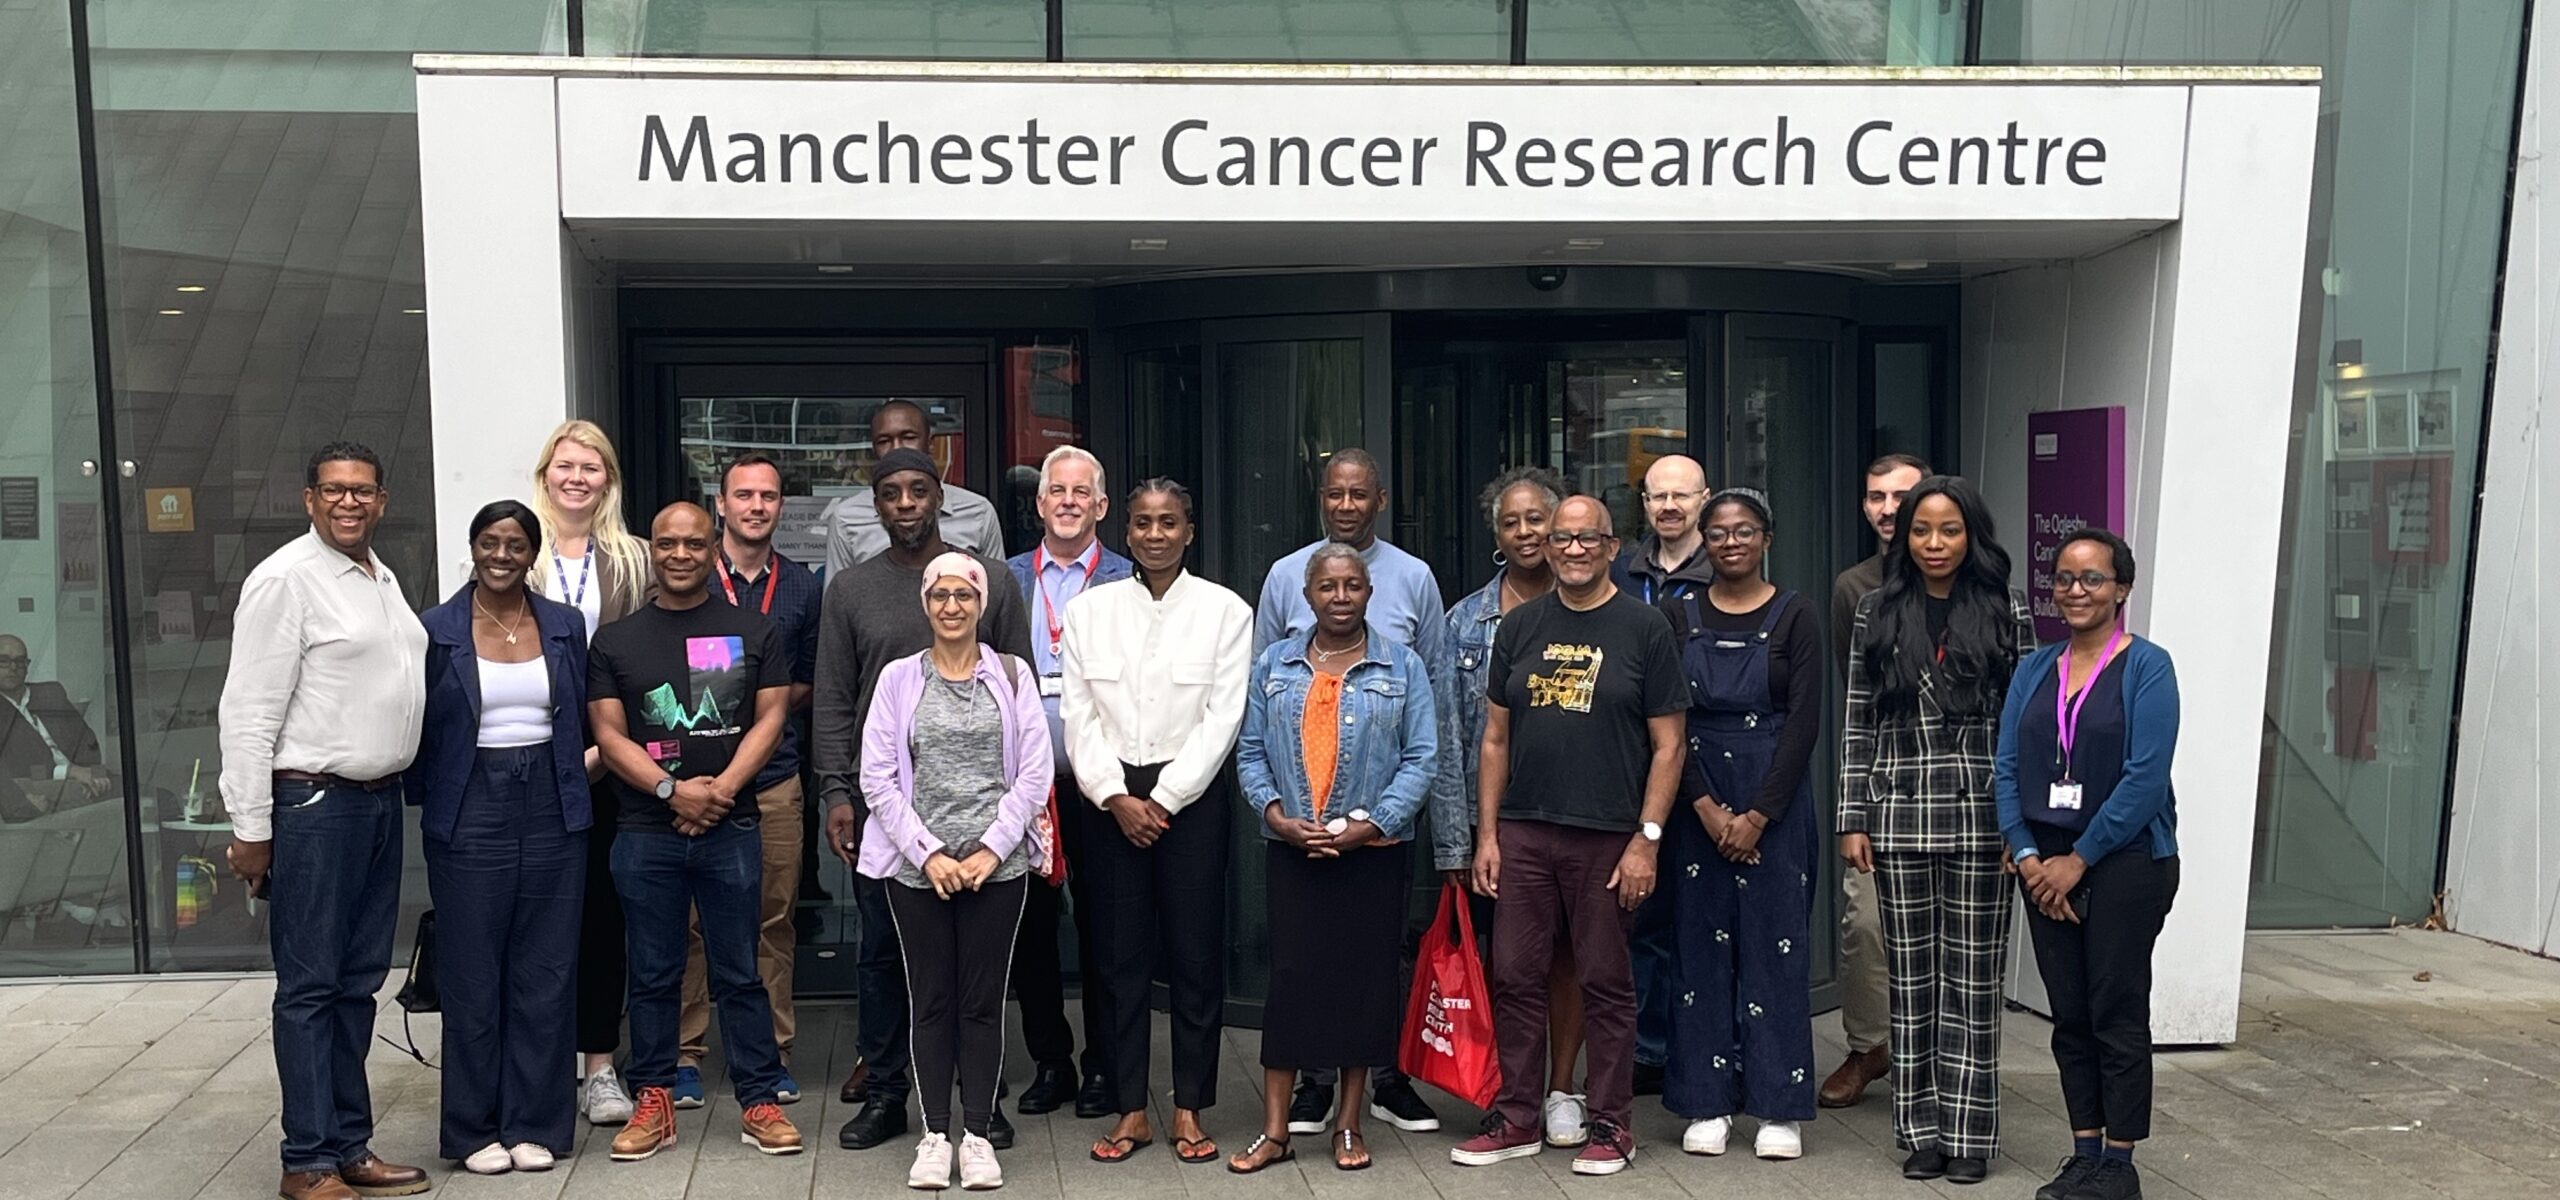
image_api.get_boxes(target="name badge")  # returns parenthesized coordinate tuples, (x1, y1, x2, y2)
(2048, 782, 2085, 812)
(1039, 674, 1064, 698)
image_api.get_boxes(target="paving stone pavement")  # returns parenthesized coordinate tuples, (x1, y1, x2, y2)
(1, 928, 2555, 1200)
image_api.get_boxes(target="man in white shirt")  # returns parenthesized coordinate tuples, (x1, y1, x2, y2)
(0, 634, 113, 804)
(219, 442, 431, 1200)
(822, 400, 1006, 574)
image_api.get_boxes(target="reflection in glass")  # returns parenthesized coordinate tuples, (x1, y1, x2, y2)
(1530, 0, 1966, 64)
(998, 341, 1087, 557)
(637, 0, 1045, 60)
(1068, 0, 1510, 63)
(1556, 356, 1686, 541)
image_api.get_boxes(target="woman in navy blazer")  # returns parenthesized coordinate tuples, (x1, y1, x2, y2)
(410, 499, 593, 1175)
(1993, 527, 2180, 1200)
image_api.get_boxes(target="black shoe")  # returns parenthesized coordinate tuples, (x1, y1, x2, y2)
(2064, 1158, 2142, 1200)
(1902, 1148, 1949, 1180)
(1946, 1156, 1989, 1185)
(1632, 1061, 1665, 1096)
(1367, 1078, 1441, 1132)
(1017, 1061, 1074, 1115)
(1286, 1081, 1334, 1135)
(837, 1096, 908, 1151)
(988, 1108, 1016, 1151)
(1073, 1074, 1114, 1120)
(2037, 1155, 2102, 1200)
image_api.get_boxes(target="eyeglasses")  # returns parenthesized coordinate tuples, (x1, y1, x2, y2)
(1703, 526, 1764, 546)
(2052, 570, 2120, 593)
(925, 589, 978, 606)
(1643, 489, 1704, 505)
(313, 483, 382, 504)
(0, 656, 27, 667)
(1546, 531, 1615, 550)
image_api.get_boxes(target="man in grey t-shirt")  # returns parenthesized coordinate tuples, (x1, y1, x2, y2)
(822, 401, 1006, 574)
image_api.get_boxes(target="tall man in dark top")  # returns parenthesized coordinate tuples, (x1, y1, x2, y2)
(814, 448, 1035, 1152)
(1820, 451, 1929, 1109)
(587, 502, 802, 1161)
(674, 455, 824, 1108)
(1453, 495, 1690, 1177)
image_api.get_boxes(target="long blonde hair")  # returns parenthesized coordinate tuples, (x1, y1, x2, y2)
(528, 419, 649, 602)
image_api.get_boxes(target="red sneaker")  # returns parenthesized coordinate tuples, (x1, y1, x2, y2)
(1451, 1116, 1544, 1166)
(1572, 1119, 1634, 1175)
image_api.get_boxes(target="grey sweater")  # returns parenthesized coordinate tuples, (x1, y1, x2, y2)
(812, 548, 1034, 811)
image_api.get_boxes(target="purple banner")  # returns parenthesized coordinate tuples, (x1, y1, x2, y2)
(2026, 407, 2127, 642)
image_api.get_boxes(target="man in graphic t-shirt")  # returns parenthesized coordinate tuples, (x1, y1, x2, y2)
(1452, 495, 1689, 1179)
(587, 502, 802, 1162)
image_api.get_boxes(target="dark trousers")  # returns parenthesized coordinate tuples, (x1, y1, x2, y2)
(1490, 819, 1637, 1131)
(612, 819, 786, 1107)
(1877, 848, 2012, 1159)
(267, 778, 403, 1174)
(853, 871, 914, 1100)
(2023, 838, 2180, 1142)
(575, 819, 625, 1057)
(1086, 762, 1228, 1114)
(1629, 886, 1676, 1066)
(1011, 804, 1107, 1078)
(425, 745, 584, 1157)
(889, 875, 1031, 1137)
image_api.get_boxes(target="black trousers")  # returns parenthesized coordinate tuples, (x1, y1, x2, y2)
(889, 874, 1031, 1138)
(1085, 762, 1229, 1114)
(575, 819, 625, 1056)
(1011, 777, 1108, 1079)
(2022, 831, 2180, 1142)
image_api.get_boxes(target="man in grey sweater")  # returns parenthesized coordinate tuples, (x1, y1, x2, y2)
(814, 448, 1034, 1152)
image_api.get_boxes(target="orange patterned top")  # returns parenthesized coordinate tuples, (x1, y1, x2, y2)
(1302, 671, 1344, 821)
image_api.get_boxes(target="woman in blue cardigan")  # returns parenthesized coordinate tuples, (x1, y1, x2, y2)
(411, 499, 594, 1174)
(1994, 528, 2179, 1200)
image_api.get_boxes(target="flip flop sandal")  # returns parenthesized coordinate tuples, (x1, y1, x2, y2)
(1089, 1134, 1153, 1163)
(1335, 1130, 1372, 1172)
(1172, 1135, 1220, 1164)
(1227, 1133, 1295, 1175)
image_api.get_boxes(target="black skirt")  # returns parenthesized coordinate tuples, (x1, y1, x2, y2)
(1259, 837, 1409, 1071)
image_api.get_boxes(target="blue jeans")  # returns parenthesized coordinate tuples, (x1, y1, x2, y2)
(613, 819, 785, 1107)
(852, 872, 913, 1100)
(1631, 885, 1676, 1066)
(268, 778, 404, 1174)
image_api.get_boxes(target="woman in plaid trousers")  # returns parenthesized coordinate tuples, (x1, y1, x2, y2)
(1836, 476, 2036, 1186)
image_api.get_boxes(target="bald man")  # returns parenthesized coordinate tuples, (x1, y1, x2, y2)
(587, 502, 803, 1159)
(824, 401, 1007, 573)
(0, 635, 110, 799)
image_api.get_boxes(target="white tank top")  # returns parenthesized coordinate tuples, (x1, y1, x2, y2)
(476, 657, 553, 749)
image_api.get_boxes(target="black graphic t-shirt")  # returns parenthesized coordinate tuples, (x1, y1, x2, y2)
(1488, 590, 1689, 832)
(588, 599, 791, 833)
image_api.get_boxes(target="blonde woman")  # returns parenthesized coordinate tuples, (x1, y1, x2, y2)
(529, 420, 653, 1126)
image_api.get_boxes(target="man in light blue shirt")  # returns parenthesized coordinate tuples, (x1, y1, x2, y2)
(1251, 446, 1453, 1137)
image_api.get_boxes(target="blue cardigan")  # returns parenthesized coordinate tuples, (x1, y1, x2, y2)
(406, 583, 594, 842)
(1993, 634, 2180, 865)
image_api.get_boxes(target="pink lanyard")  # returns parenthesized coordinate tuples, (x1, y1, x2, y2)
(2055, 630, 2126, 781)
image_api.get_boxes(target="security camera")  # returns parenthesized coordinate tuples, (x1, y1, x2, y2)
(1527, 266, 1567, 292)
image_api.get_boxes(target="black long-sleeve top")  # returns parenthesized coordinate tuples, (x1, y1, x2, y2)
(1672, 590, 1824, 821)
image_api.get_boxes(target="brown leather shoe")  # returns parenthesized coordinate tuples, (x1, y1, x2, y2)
(612, 1086, 679, 1162)
(741, 1102, 804, 1155)
(279, 1171, 358, 1200)
(838, 1058, 870, 1104)
(1818, 1045, 1890, 1109)
(338, 1154, 430, 1196)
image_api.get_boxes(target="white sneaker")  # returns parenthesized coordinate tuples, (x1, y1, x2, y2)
(1543, 1091, 1589, 1147)
(1754, 1120, 1803, 1160)
(909, 1132, 954, 1191)
(958, 1132, 1003, 1190)
(1682, 1116, 1732, 1156)
(509, 1143, 555, 1172)
(462, 1143, 511, 1175)
(582, 1065, 635, 1126)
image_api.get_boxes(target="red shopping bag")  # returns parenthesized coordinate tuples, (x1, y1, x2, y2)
(1399, 881, 1501, 1110)
(1033, 788, 1067, 888)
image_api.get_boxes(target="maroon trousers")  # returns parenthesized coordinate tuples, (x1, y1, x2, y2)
(1490, 819, 1638, 1131)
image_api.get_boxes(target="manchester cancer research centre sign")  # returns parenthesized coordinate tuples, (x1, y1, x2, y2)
(557, 78, 2191, 224)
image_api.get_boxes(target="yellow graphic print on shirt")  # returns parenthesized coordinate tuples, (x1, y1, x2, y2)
(1527, 643, 1602, 713)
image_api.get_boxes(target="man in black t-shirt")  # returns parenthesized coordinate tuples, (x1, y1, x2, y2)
(587, 503, 801, 1161)
(1453, 495, 1688, 1178)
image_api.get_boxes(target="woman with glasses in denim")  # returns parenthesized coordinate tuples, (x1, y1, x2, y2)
(1227, 543, 1439, 1175)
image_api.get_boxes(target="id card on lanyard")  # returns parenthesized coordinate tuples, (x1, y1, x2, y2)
(2050, 630, 2126, 811)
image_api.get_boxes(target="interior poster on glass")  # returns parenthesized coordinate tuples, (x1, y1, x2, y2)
(2026, 406, 2127, 642)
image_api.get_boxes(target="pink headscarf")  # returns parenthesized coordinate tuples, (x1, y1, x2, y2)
(919, 551, 988, 608)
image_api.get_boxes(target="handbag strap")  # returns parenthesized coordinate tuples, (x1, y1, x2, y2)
(1443, 878, 1477, 947)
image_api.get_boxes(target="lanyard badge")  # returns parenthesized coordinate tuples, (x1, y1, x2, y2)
(2050, 630, 2127, 811)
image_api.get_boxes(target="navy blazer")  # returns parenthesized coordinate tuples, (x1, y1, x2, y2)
(407, 582, 594, 841)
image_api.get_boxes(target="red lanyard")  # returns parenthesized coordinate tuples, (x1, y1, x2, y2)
(1036, 542, 1100, 653)
(717, 553, 780, 615)
(2055, 629, 2126, 779)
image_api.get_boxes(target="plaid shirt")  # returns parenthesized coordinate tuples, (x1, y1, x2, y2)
(1836, 590, 2037, 853)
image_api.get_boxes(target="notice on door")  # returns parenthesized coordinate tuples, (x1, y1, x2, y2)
(0, 477, 37, 541)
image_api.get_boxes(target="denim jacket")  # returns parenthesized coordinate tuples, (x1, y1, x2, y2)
(1428, 572, 1507, 870)
(1237, 625, 1439, 844)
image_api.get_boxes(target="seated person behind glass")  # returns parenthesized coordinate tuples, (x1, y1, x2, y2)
(0, 635, 114, 818)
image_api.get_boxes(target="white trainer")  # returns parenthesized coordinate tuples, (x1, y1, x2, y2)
(1543, 1091, 1590, 1147)
(1683, 1116, 1733, 1156)
(1755, 1120, 1803, 1160)
(582, 1065, 635, 1126)
(909, 1132, 955, 1191)
(958, 1132, 1003, 1190)
(462, 1143, 511, 1175)
(508, 1143, 555, 1172)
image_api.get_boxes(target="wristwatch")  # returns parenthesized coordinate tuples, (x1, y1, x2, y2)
(1640, 821, 1664, 843)
(653, 776, 677, 801)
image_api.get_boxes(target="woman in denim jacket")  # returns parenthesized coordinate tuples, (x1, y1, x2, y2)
(1228, 544, 1440, 1175)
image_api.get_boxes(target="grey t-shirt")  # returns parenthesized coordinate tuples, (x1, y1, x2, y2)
(895, 673, 1030, 891)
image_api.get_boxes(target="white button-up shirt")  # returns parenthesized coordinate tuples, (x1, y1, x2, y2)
(1059, 570, 1252, 815)
(218, 530, 428, 841)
